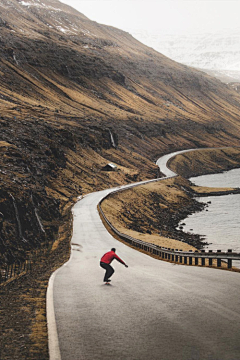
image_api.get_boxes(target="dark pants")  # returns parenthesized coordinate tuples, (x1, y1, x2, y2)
(100, 262, 114, 282)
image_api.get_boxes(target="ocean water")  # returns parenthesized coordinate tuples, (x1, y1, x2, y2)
(179, 168, 240, 252)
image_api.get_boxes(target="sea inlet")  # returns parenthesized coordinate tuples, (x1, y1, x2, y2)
(179, 168, 240, 253)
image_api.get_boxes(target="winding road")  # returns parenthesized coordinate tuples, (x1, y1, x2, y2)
(47, 150, 240, 360)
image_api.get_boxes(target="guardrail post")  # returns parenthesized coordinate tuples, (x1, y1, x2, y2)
(227, 250, 232, 269)
(208, 250, 213, 264)
(194, 251, 199, 265)
(179, 255, 182, 263)
(217, 250, 222, 267)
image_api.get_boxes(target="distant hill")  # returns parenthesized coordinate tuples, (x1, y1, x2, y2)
(130, 29, 240, 83)
(1, 0, 240, 263)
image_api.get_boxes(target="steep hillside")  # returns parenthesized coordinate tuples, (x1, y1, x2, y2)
(1, 2, 240, 358)
(1, 0, 240, 265)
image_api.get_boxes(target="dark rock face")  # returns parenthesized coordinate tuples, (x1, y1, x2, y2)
(0, 117, 123, 264)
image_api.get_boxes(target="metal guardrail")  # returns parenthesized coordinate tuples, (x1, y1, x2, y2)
(98, 184, 240, 271)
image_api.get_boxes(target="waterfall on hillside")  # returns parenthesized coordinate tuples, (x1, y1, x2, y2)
(31, 194, 45, 234)
(13, 53, 19, 65)
(109, 130, 116, 148)
(10, 194, 28, 243)
(34, 208, 45, 233)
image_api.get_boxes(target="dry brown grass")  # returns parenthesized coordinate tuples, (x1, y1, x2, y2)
(192, 185, 236, 194)
(101, 177, 198, 251)
(0, 209, 72, 360)
(168, 147, 240, 178)
(101, 159, 240, 254)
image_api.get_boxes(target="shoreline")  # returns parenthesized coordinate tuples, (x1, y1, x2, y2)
(101, 148, 240, 252)
(100, 176, 209, 252)
(100, 179, 240, 253)
(167, 186, 240, 250)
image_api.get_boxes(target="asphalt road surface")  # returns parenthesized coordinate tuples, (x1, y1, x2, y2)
(156, 148, 198, 177)
(48, 187, 240, 360)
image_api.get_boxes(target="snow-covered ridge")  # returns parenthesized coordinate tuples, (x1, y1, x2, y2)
(20, 0, 61, 11)
(17, 0, 94, 36)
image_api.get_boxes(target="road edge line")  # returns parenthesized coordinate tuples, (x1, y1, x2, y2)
(46, 269, 62, 360)
(47, 244, 76, 360)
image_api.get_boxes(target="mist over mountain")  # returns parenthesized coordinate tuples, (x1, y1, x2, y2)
(1, 0, 240, 264)
(130, 29, 240, 83)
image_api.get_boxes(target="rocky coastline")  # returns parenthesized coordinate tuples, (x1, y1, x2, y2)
(101, 148, 240, 253)
(167, 186, 240, 250)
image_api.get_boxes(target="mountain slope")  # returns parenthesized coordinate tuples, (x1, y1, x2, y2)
(2, 2, 240, 358)
(1, 0, 240, 263)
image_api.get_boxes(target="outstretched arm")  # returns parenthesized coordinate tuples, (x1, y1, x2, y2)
(114, 254, 128, 267)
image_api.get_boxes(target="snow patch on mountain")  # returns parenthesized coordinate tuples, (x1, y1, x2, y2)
(19, 0, 61, 11)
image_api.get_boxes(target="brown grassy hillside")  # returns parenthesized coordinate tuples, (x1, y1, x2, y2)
(1, 0, 240, 264)
(168, 147, 240, 177)
(1, 1, 240, 358)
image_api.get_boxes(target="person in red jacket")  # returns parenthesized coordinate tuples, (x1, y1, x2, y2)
(100, 248, 128, 283)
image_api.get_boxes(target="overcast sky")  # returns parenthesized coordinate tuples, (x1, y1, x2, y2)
(60, 0, 240, 35)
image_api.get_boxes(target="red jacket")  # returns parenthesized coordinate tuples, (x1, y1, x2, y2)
(101, 251, 126, 265)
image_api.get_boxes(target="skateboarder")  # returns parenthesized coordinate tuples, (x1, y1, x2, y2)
(100, 248, 128, 283)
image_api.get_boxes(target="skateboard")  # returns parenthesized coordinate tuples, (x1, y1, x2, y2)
(105, 282, 111, 285)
